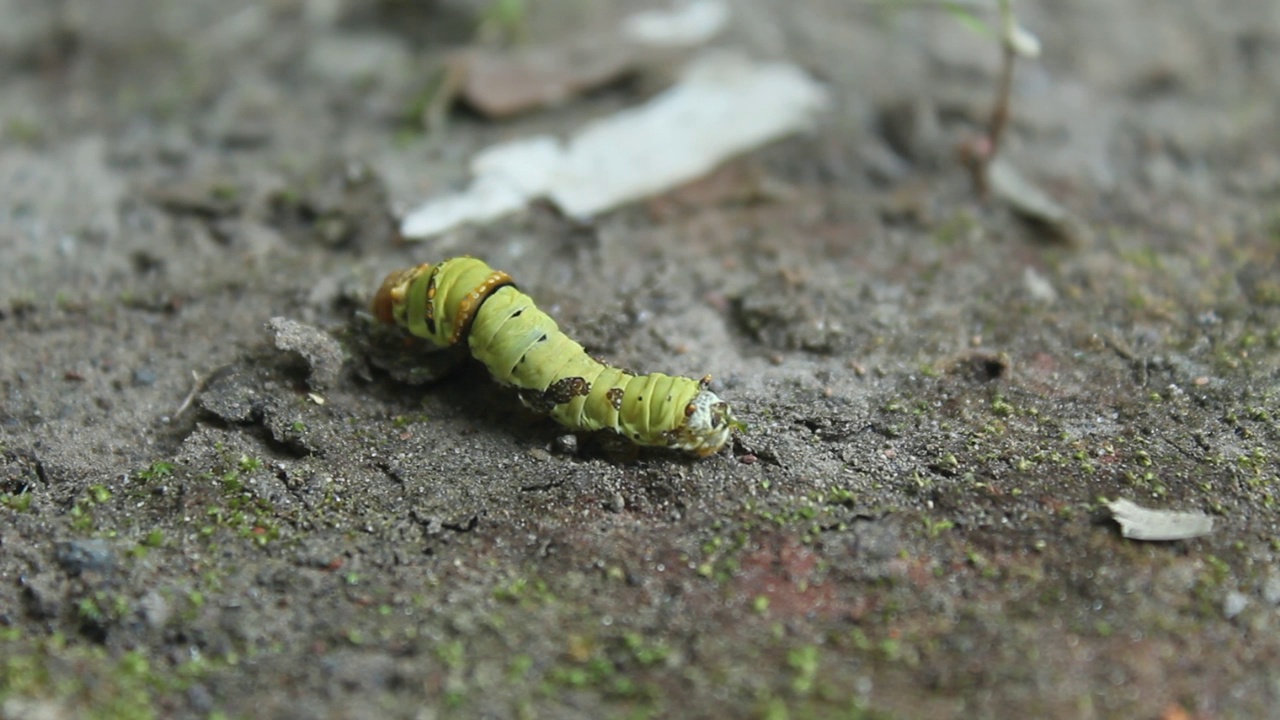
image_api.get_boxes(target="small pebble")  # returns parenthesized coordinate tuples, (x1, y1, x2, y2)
(132, 367, 157, 386)
(267, 317, 345, 390)
(606, 493, 625, 513)
(140, 591, 171, 628)
(552, 434, 579, 456)
(1222, 590, 1248, 620)
(1262, 573, 1280, 606)
(55, 539, 115, 575)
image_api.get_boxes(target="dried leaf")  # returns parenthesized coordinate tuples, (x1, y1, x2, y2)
(1108, 498, 1214, 541)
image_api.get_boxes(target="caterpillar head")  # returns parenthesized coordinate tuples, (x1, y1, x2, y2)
(673, 388, 742, 458)
(372, 264, 432, 327)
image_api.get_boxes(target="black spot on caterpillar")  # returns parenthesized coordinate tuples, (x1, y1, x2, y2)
(373, 257, 741, 457)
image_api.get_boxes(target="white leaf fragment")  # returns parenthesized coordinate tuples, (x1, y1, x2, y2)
(549, 50, 827, 219)
(400, 137, 560, 239)
(398, 50, 828, 239)
(1008, 23, 1042, 58)
(1108, 498, 1214, 542)
(621, 0, 730, 47)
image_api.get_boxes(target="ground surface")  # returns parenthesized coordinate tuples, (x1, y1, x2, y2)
(2, 1, 1279, 718)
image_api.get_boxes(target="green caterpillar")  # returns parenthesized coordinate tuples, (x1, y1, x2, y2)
(372, 257, 740, 457)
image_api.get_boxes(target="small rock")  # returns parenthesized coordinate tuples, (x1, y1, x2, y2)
(186, 684, 214, 714)
(1223, 590, 1248, 620)
(989, 158, 1089, 245)
(552, 434, 579, 456)
(197, 368, 261, 423)
(322, 651, 398, 691)
(605, 492, 625, 513)
(55, 538, 115, 575)
(267, 317, 346, 390)
(140, 590, 171, 628)
(1142, 153, 1177, 191)
(1022, 266, 1058, 304)
(877, 97, 943, 168)
(851, 519, 903, 562)
(21, 573, 66, 619)
(147, 176, 242, 219)
(132, 367, 157, 387)
(1262, 573, 1280, 606)
(156, 127, 193, 165)
(859, 140, 912, 185)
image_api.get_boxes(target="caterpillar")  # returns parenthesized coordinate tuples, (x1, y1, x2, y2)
(372, 257, 740, 457)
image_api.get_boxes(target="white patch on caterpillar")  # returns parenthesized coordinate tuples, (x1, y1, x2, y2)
(671, 389, 735, 457)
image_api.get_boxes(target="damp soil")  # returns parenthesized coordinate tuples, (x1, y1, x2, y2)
(2, 1, 1279, 718)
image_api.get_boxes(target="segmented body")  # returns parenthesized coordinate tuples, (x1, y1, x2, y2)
(373, 258, 738, 457)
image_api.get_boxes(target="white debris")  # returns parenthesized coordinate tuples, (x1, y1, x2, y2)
(400, 137, 560, 239)
(549, 51, 827, 218)
(621, 0, 730, 47)
(1107, 498, 1214, 542)
(400, 175, 528, 239)
(471, 136, 564, 196)
(1008, 23, 1042, 59)
(989, 158, 1089, 244)
(398, 50, 828, 239)
(1021, 266, 1057, 303)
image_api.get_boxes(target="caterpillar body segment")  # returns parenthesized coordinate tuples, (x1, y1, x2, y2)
(372, 257, 739, 457)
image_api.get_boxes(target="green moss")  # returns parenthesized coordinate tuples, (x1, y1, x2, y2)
(237, 455, 263, 472)
(478, 0, 527, 45)
(4, 116, 44, 145)
(493, 576, 553, 605)
(2, 491, 33, 512)
(787, 645, 820, 695)
(934, 452, 959, 473)
(507, 654, 534, 682)
(621, 633, 670, 667)
(933, 209, 978, 245)
(392, 413, 430, 428)
(426, 639, 461, 670)
(824, 488, 856, 505)
(922, 517, 954, 538)
(990, 394, 1014, 417)
(0, 637, 214, 720)
(69, 504, 94, 533)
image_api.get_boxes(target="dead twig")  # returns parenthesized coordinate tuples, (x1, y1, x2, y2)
(174, 370, 206, 418)
(957, 0, 1040, 197)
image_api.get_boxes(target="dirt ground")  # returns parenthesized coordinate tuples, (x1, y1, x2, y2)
(2, 1, 1279, 718)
